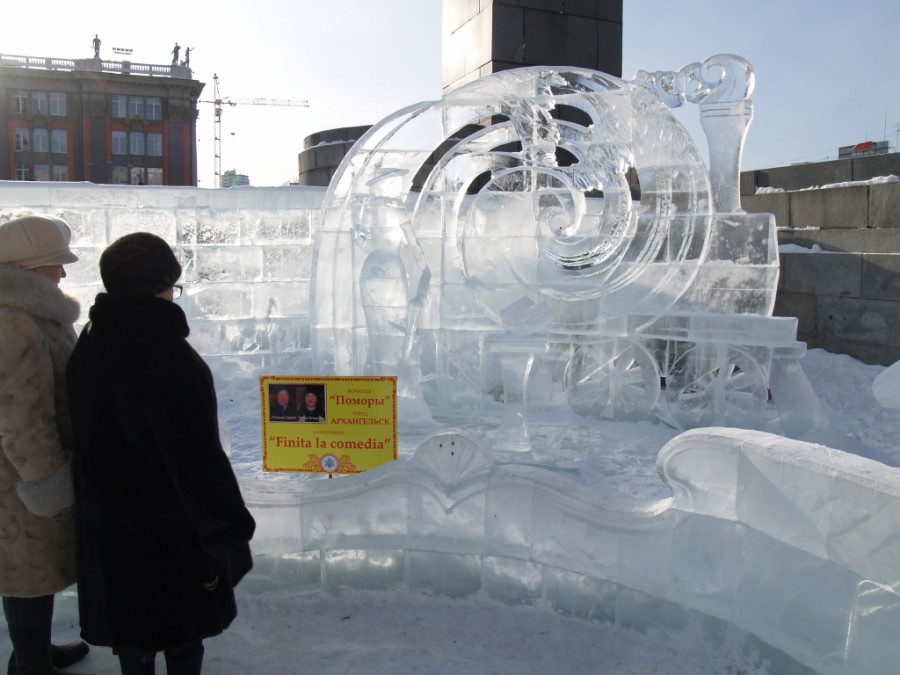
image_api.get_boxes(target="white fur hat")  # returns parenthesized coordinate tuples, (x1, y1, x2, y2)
(0, 215, 79, 269)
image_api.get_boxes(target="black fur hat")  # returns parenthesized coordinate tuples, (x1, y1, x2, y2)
(100, 232, 182, 296)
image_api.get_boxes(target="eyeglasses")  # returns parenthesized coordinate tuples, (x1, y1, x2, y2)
(172, 284, 183, 299)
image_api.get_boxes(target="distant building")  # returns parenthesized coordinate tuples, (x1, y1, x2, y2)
(838, 140, 890, 160)
(221, 169, 250, 188)
(0, 51, 203, 185)
(297, 126, 371, 188)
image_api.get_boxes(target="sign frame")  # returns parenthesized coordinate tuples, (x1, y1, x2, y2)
(260, 375, 397, 475)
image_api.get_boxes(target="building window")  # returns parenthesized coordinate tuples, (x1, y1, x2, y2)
(146, 168, 163, 185)
(33, 129, 49, 152)
(50, 92, 67, 116)
(111, 95, 126, 118)
(112, 131, 128, 155)
(13, 128, 29, 152)
(130, 167, 145, 185)
(51, 129, 68, 154)
(129, 132, 144, 156)
(13, 91, 29, 113)
(111, 166, 128, 184)
(127, 96, 143, 118)
(147, 133, 163, 157)
(15, 164, 31, 180)
(146, 97, 162, 120)
(51, 165, 68, 181)
(33, 165, 49, 181)
(30, 92, 48, 114)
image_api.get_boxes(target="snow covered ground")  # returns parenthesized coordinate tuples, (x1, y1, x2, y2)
(3, 348, 898, 674)
(34, 587, 778, 674)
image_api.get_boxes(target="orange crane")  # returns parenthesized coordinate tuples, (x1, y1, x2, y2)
(200, 73, 310, 186)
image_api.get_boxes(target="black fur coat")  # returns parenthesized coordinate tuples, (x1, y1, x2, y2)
(67, 293, 255, 652)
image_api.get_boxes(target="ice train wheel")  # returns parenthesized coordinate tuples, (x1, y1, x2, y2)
(564, 340, 661, 420)
(666, 345, 768, 429)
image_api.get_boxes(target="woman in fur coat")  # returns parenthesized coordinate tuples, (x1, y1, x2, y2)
(0, 215, 91, 674)
(67, 233, 255, 675)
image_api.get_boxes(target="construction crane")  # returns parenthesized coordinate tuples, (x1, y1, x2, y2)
(200, 73, 310, 186)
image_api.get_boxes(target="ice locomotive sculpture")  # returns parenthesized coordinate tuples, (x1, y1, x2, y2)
(312, 55, 812, 443)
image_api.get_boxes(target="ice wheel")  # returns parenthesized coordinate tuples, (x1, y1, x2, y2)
(666, 345, 768, 429)
(564, 340, 661, 420)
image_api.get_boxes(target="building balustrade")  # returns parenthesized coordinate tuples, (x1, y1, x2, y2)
(0, 53, 190, 79)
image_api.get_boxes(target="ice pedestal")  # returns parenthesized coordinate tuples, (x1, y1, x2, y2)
(484, 337, 538, 452)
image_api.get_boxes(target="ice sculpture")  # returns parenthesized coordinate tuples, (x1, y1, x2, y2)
(0, 54, 895, 674)
(311, 56, 816, 447)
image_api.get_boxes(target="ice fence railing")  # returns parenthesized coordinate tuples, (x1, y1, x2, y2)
(242, 427, 900, 675)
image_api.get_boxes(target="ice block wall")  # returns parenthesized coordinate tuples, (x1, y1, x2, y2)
(0, 181, 325, 371)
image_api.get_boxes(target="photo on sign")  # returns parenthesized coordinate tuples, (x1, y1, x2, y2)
(267, 383, 327, 423)
(296, 383, 326, 423)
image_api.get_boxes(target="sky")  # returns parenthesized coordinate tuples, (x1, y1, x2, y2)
(2, 1, 898, 187)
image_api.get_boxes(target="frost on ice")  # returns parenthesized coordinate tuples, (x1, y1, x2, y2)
(2, 56, 899, 675)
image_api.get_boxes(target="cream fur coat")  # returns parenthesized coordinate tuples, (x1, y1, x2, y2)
(0, 263, 79, 596)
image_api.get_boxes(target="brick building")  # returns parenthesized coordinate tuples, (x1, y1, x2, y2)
(0, 53, 203, 185)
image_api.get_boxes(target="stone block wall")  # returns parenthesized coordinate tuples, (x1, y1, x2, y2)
(741, 153, 900, 366)
(742, 152, 900, 193)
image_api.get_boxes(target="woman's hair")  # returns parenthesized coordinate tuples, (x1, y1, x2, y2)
(100, 232, 182, 296)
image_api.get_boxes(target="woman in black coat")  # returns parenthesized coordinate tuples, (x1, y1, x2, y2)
(67, 233, 255, 675)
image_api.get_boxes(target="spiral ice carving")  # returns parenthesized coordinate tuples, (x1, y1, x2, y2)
(312, 67, 712, 376)
(633, 54, 755, 107)
(310, 61, 797, 437)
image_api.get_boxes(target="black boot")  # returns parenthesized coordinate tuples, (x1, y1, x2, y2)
(7, 640, 91, 675)
(116, 648, 156, 675)
(50, 640, 90, 669)
(163, 642, 203, 675)
(2, 596, 91, 675)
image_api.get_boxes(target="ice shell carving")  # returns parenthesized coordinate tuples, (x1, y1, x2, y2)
(412, 429, 492, 495)
(311, 59, 806, 438)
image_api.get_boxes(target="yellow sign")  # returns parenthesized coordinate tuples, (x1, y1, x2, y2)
(260, 376, 397, 474)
